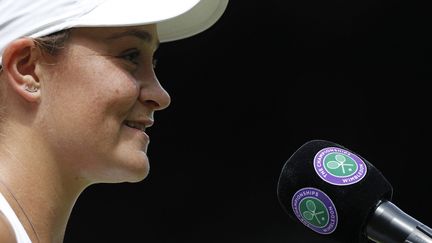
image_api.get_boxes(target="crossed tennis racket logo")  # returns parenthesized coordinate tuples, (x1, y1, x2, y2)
(301, 199, 328, 227)
(325, 153, 356, 176)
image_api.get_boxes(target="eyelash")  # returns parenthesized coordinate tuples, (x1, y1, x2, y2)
(119, 49, 158, 69)
(120, 49, 141, 65)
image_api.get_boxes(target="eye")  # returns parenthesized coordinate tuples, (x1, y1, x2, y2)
(118, 49, 141, 65)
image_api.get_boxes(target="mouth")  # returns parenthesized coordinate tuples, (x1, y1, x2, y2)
(123, 119, 154, 133)
(124, 120, 147, 132)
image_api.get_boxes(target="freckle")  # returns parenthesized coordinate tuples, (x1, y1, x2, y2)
(115, 89, 120, 94)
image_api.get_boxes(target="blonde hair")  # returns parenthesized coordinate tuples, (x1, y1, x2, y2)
(33, 29, 71, 57)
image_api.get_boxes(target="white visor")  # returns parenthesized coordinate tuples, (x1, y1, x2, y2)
(0, 0, 229, 65)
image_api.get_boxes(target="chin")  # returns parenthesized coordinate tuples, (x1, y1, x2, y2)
(120, 156, 151, 183)
(124, 165, 150, 183)
(101, 165, 150, 184)
(97, 152, 151, 184)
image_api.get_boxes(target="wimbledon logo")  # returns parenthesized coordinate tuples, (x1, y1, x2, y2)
(291, 187, 338, 234)
(314, 147, 367, 186)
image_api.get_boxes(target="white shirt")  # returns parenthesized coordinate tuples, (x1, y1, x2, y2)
(0, 192, 32, 243)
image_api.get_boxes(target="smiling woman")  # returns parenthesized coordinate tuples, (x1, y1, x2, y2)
(28, 25, 167, 184)
(0, 0, 229, 242)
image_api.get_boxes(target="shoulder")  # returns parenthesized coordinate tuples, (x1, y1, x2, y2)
(0, 211, 17, 243)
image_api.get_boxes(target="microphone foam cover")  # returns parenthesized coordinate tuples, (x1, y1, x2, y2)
(277, 140, 393, 243)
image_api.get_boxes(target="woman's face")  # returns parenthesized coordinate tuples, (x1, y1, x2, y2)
(37, 25, 170, 183)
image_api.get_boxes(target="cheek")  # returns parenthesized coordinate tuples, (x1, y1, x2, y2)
(60, 55, 140, 115)
(79, 69, 140, 134)
(40, 58, 140, 150)
(104, 73, 140, 113)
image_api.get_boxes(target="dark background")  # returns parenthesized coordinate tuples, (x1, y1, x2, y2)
(65, 0, 431, 242)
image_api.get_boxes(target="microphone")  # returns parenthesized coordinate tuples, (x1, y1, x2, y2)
(277, 139, 432, 243)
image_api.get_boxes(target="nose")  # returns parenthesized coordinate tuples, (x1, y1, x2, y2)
(138, 77, 171, 111)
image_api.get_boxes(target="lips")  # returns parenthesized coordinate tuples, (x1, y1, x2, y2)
(124, 120, 147, 132)
(123, 119, 153, 147)
(123, 119, 154, 133)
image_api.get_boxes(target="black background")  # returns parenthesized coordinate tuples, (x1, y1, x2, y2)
(65, 0, 431, 242)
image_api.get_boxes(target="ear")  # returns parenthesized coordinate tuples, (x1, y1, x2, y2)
(2, 38, 41, 103)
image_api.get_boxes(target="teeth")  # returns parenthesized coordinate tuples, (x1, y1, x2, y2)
(125, 121, 146, 132)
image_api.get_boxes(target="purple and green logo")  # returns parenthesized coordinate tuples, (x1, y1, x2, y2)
(291, 187, 338, 234)
(314, 147, 367, 186)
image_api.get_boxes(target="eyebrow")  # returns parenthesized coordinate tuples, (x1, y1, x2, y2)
(106, 29, 160, 47)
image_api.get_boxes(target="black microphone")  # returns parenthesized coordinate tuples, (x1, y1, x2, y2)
(277, 139, 432, 243)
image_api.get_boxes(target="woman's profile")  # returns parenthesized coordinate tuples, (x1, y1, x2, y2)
(0, 0, 229, 242)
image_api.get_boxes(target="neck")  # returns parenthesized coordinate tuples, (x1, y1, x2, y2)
(0, 133, 88, 243)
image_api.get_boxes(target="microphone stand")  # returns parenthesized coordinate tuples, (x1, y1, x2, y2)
(366, 201, 432, 243)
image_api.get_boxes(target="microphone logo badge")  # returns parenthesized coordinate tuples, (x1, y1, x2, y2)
(291, 187, 338, 234)
(314, 147, 367, 186)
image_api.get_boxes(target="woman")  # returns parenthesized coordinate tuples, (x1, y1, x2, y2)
(0, 0, 229, 242)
